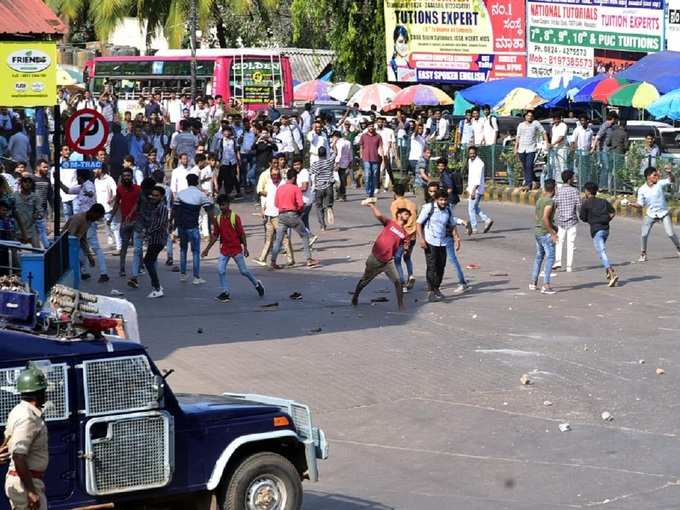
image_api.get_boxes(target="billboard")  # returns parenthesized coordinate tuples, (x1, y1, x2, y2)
(668, 0, 680, 51)
(527, 0, 664, 78)
(383, 0, 526, 83)
(0, 41, 57, 107)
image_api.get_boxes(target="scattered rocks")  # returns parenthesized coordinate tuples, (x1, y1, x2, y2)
(308, 327, 322, 334)
(543, 400, 553, 407)
(638, 359, 645, 364)
(601, 411, 613, 422)
(110, 289, 125, 296)
(289, 292, 303, 300)
(196, 328, 203, 334)
(466, 263, 481, 270)
(261, 302, 279, 309)
(656, 368, 666, 375)
(558, 423, 571, 432)
(490, 271, 508, 276)
(520, 374, 531, 385)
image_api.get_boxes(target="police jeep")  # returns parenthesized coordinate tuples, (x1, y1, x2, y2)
(0, 279, 328, 510)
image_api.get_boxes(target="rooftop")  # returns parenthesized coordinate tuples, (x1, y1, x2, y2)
(0, 0, 66, 37)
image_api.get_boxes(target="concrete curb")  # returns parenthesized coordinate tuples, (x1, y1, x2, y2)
(473, 185, 680, 225)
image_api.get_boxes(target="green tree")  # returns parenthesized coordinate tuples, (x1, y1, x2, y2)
(291, 0, 386, 84)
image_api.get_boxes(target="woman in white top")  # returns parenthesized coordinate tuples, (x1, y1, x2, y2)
(408, 123, 426, 176)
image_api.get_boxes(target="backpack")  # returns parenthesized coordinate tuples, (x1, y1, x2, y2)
(423, 202, 453, 236)
(216, 210, 238, 230)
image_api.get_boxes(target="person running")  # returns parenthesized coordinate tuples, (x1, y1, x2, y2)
(628, 165, 680, 262)
(390, 183, 417, 292)
(553, 170, 580, 272)
(144, 185, 170, 298)
(530, 179, 558, 295)
(466, 146, 493, 235)
(271, 168, 320, 269)
(311, 146, 335, 231)
(352, 202, 409, 310)
(172, 173, 214, 284)
(417, 189, 463, 302)
(111, 168, 142, 279)
(580, 182, 619, 287)
(202, 194, 265, 302)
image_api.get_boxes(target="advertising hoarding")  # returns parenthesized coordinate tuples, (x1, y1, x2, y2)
(383, 0, 526, 84)
(0, 41, 57, 107)
(668, 0, 680, 51)
(527, 0, 664, 78)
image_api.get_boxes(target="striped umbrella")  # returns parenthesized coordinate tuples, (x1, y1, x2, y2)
(294, 80, 332, 102)
(328, 82, 363, 102)
(494, 88, 547, 115)
(608, 82, 660, 109)
(590, 77, 628, 103)
(569, 74, 608, 102)
(347, 83, 401, 111)
(384, 85, 453, 111)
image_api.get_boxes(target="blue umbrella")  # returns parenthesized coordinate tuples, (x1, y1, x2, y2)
(459, 77, 549, 106)
(647, 89, 680, 120)
(453, 92, 474, 115)
(569, 74, 608, 103)
(618, 51, 680, 93)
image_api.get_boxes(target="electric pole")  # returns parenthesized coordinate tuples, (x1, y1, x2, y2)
(190, 0, 197, 101)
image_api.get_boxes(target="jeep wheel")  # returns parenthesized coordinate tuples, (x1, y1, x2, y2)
(221, 452, 303, 510)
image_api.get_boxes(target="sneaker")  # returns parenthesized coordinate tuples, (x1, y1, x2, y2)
(608, 273, 619, 287)
(127, 278, 139, 289)
(252, 257, 267, 267)
(452, 283, 468, 295)
(309, 235, 319, 248)
(434, 289, 445, 299)
(540, 286, 556, 295)
(325, 208, 335, 225)
(638, 253, 648, 262)
(406, 275, 416, 289)
(98, 274, 110, 283)
(483, 220, 494, 233)
(180, 274, 188, 282)
(147, 288, 164, 299)
(427, 291, 440, 302)
(552, 264, 562, 270)
(307, 258, 321, 267)
(119, 270, 126, 278)
(465, 222, 473, 236)
(370, 197, 377, 204)
(81, 273, 91, 281)
(255, 280, 265, 297)
(165, 258, 174, 266)
(192, 277, 206, 285)
(270, 263, 283, 270)
(529, 283, 538, 291)
(566, 267, 573, 273)
(215, 292, 231, 302)
(361, 198, 371, 206)
(402, 286, 408, 294)
(111, 251, 120, 256)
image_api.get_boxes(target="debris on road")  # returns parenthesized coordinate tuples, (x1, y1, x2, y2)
(197, 328, 203, 334)
(639, 359, 645, 364)
(289, 292, 303, 300)
(466, 263, 481, 270)
(261, 302, 279, 309)
(110, 289, 125, 296)
(520, 374, 531, 385)
(370, 297, 389, 303)
(543, 400, 553, 406)
(559, 423, 571, 432)
(656, 368, 665, 375)
(490, 271, 509, 276)
(472, 314, 478, 319)
(601, 411, 613, 422)
(308, 327, 322, 334)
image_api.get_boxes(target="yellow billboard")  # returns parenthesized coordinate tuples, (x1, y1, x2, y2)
(0, 41, 57, 107)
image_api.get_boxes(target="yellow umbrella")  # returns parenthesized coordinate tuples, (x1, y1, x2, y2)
(608, 82, 660, 109)
(494, 88, 546, 115)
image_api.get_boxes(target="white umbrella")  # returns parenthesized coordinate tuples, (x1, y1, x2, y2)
(328, 82, 363, 102)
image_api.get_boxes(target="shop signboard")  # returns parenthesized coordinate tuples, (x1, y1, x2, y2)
(0, 41, 57, 106)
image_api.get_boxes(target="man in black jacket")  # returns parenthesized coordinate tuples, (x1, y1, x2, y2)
(579, 182, 619, 287)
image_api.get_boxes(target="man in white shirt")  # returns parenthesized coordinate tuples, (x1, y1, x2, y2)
(276, 115, 303, 164)
(192, 153, 213, 237)
(481, 105, 498, 145)
(164, 93, 184, 124)
(76, 90, 97, 111)
(52, 145, 78, 220)
(431, 110, 450, 141)
(466, 146, 493, 234)
(470, 108, 485, 146)
(332, 131, 353, 200)
(306, 121, 329, 166)
(94, 165, 119, 251)
(571, 115, 593, 180)
(549, 112, 568, 183)
(170, 153, 196, 196)
(376, 117, 395, 191)
(300, 104, 313, 135)
(293, 157, 316, 243)
(190, 98, 211, 128)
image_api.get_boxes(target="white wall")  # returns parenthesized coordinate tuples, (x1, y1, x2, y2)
(107, 17, 169, 53)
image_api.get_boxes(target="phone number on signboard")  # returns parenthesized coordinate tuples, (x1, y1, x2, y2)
(530, 45, 589, 57)
(528, 55, 592, 67)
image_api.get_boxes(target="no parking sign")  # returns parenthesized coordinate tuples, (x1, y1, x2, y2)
(65, 109, 109, 156)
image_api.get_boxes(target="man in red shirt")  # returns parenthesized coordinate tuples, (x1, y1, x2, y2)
(110, 167, 142, 278)
(201, 194, 265, 302)
(359, 122, 383, 201)
(271, 168, 320, 269)
(352, 202, 411, 310)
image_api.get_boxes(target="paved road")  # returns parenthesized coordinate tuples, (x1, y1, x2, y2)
(84, 189, 680, 509)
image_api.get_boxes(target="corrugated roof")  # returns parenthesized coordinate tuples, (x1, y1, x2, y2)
(0, 0, 66, 36)
(280, 48, 335, 83)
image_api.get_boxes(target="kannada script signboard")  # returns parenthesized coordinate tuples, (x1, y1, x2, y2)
(383, 0, 527, 83)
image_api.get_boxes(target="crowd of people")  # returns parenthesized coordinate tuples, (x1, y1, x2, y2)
(0, 90, 678, 304)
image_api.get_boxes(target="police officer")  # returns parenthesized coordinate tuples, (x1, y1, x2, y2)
(3, 365, 49, 510)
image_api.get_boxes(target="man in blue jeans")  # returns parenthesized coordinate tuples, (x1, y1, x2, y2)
(466, 146, 493, 235)
(530, 179, 558, 294)
(171, 173, 214, 284)
(579, 182, 619, 287)
(359, 122, 382, 202)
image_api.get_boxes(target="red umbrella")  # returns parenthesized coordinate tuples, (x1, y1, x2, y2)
(591, 77, 628, 103)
